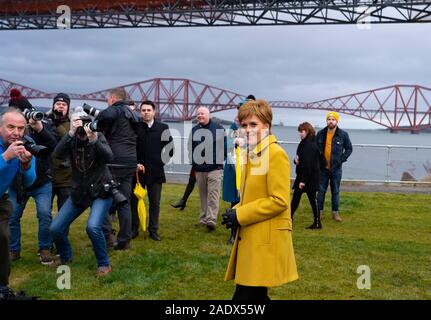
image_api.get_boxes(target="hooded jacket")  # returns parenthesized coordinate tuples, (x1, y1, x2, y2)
(53, 133, 114, 208)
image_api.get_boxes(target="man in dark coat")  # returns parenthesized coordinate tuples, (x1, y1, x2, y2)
(133, 101, 173, 241)
(98, 88, 139, 250)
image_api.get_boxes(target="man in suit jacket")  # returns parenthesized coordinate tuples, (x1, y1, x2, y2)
(133, 101, 174, 241)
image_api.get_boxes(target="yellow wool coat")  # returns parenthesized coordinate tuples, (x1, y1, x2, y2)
(224, 134, 298, 287)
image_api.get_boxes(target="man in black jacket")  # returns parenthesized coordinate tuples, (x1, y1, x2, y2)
(8, 92, 58, 265)
(98, 88, 139, 250)
(132, 101, 173, 241)
(316, 112, 353, 222)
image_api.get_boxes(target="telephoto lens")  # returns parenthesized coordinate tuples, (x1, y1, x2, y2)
(23, 108, 44, 121)
(82, 103, 100, 117)
(84, 120, 106, 132)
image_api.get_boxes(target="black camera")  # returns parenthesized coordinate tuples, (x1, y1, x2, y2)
(22, 135, 50, 158)
(103, 180, 127, 207)
(46, 109, 63, 121)
(23, 108, 44, 121)
(83, 103, 100, 117)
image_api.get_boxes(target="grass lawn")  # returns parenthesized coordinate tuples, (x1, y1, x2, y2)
(9, 184, 431, 300)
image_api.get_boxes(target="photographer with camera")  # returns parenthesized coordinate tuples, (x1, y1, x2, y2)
(96, 88, 139, 250)
(8, 90, 58, 265)
(48, 93, 72, 213)
(49, 107, 114, 276)
(0, 108, 36, 300)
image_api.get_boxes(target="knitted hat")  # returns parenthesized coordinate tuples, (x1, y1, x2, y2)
(326, 111, 340, 122)
(53, 93, 71, 108)
(8, 88, 33, 111)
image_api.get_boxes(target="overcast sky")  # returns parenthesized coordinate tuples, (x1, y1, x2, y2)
(1, 23, 430, 129)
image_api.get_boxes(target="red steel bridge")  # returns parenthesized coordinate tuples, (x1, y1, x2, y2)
(1, 78, 430, 132)
(0, 1, 431, 30)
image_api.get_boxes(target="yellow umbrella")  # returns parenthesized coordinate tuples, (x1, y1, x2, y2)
(133, 173, 147, 232)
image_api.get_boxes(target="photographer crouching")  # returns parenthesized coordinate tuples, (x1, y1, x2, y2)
(49, 107, 114, 276)
(0, 108, 36, 299)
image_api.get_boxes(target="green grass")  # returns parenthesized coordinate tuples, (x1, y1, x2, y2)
(9, 184, 431, 300)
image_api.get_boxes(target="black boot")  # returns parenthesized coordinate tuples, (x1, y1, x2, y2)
(306, 210, 322, 230)
(170, 198, 186, 210)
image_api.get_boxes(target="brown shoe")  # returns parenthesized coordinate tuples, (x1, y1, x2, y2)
(49, 256, 72, 268)
(39, 249, 54, 265)
(107, 231, 117, 248)
(206, 221, 216, 231)
(10, 251, 20, 262)
(96, 265, 112, 276)
(332, 211, 342, 222)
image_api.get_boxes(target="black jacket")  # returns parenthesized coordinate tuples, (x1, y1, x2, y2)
(136, 120, 174, 186)
(12, 120, 58, 197)
(26, 120, 58, 190)
(96, 101, 139, 167)
(316, 126, 353, 172)
(189, 119, 227, 172)
(53, 133, 114, 208)
(293, 135, 320, 192)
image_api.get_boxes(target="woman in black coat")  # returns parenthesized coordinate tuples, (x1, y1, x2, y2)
(291, 122, 322, 229)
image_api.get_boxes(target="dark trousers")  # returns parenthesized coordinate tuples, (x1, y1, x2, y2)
(51, 187, 71, 214)
(132, 183, 162, 235)
(317, 168, 342, 212)
(102, 169, 134, 244)
(232, 284, 270, 300)
(182, 173, 196, 203)
(0, 198, 13, 287)
(291, 188, 319, 219)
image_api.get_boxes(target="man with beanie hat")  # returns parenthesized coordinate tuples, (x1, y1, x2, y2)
(316, 111, 352, 222)
(49, 93, 72, 213)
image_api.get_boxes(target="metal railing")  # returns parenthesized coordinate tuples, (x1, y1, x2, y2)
(165, 136, 431, 185)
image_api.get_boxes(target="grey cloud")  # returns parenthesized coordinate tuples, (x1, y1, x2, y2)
(1, 23, 430, 128)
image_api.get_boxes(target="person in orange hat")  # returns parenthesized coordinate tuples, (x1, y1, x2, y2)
(316, 111, 352, 222)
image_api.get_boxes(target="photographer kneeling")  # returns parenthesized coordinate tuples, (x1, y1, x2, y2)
(50, 108, 114, 276)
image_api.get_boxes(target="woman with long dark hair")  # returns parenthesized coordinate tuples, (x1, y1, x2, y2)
(291, 122, 322, 229)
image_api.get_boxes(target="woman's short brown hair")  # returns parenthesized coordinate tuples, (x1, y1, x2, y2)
(297, 122, 316, 137)
(238, 99, 273, 129)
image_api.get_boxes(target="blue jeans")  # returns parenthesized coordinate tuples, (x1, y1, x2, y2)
(9, 182, 53, 252)
(317, 168, 342, 212)
(50, 196, 112, 267)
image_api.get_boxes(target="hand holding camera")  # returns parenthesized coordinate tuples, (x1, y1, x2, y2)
(69, 118, 83, 137)
(27, 118, 43, 133)
(83, 123, 97, 142)
(3, 141, 33, 168)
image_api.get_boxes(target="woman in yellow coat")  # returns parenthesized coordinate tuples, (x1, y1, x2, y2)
(222, 99, 298, 300)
